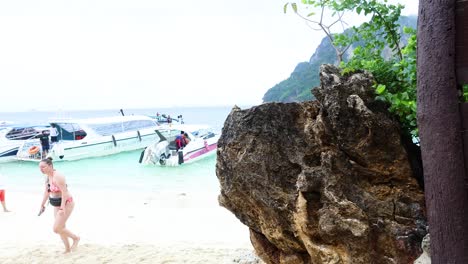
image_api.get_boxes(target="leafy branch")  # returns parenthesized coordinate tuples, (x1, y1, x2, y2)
(284, 2, 353, 63)
(284, 0, 418, 137)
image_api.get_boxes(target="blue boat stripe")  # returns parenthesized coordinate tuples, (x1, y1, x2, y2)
(0, 148, 19, 157)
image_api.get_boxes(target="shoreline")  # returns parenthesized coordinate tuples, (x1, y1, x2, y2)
(0, 188, 260, 263)
(0, 242, 261, 264)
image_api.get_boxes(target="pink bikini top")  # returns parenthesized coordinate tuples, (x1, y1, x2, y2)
(48, 182, 61, 193)
(47, 177, 66, 193)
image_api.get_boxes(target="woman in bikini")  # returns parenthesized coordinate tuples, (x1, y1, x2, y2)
(38, 157, 80, 253)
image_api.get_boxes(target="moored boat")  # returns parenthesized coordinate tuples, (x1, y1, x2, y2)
(139, 124, 219, 166)
(16, 115, 162, 161)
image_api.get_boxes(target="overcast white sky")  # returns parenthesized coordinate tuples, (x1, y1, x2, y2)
(0, 0, 418, 112)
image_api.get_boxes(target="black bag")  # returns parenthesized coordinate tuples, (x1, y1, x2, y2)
(49, 197, 62, 207)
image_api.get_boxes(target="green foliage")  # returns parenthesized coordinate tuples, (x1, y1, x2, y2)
(463, 84, 468, 102)
(299, 0, 418, 137)
(342, 26, 417, 136)
(270, 1, 419, 137)
(262, 16, 416, 107)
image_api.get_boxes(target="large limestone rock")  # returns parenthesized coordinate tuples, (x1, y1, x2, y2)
(216, 65, 426, 264)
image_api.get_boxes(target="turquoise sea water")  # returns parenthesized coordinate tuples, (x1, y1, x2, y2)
(0, 106, 234, 195)
(0, 107, 256, 252)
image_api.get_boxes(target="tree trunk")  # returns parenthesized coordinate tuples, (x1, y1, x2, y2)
(336, 51, 342, 64)
(417, 0, 468, 263)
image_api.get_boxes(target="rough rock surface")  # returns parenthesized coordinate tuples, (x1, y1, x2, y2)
(216, 65, 427, 264)
(414, 234, 431, 264)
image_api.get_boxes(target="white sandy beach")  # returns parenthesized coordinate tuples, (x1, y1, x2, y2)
(0, 188, 262, 264)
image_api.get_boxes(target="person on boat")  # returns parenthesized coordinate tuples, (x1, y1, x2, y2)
(175, 131, 186, 151)
(183, 132, 190, 145)
(167, 115, 172, 127)
(50, 124, 59, 143)
(38, 130, 50, 157)
(38, 157, 80, 254)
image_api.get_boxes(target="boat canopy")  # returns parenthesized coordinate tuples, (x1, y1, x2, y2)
(51, 116, 158, 140)
(88, 119, 157, 136)
(3, 125, 50, 141)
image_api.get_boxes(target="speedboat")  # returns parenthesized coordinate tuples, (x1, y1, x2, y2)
(0, 124, 50, 162)
(139, 125, 219, 166)
(16, 115, 162, 161)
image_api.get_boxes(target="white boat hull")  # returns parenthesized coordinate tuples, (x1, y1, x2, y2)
(0, 145, 20, 162)
(16, 123, 161, 162)
(17, 132, 159, 161)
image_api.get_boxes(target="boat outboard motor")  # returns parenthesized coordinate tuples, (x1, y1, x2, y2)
(152, 140, 170, 165)
(141, 147, 153, 164)
(51, 143, 65, 160)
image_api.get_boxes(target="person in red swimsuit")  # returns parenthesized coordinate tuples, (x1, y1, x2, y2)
(0, 187, 10, 212)
(39, 157, 80, 253)
(0, 172, 11, 212)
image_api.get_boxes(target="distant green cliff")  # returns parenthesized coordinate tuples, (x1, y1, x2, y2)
(262, 16, 417, 103)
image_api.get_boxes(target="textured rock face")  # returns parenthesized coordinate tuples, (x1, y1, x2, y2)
(216, 65, 427, 264)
